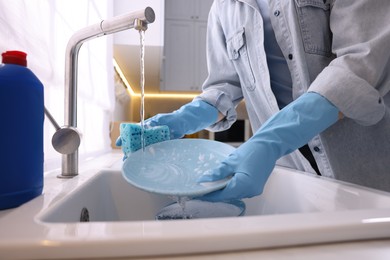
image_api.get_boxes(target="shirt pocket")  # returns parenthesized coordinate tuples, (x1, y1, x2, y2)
(226, 28, 256, 91)
(295, 0, 332, 57)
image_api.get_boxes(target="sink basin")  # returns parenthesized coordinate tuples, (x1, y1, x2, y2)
(38, 169, 390, 223)
(38, 169, 172, 222)
(2, 152, 390, 260)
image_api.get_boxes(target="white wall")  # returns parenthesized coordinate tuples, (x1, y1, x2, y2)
(113, 0, 164, 46)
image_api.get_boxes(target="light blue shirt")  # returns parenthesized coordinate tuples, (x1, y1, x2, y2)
(256, 0, 292, 108)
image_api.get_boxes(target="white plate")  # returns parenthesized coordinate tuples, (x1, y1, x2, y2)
(122, 139, 235, 197)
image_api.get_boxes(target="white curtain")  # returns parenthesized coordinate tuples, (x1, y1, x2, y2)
(0, 0, 115, 171)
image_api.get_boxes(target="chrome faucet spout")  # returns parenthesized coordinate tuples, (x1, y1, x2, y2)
(57, 7, 155, 178)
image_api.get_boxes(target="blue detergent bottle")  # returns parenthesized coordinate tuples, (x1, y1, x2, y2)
(0, 50, 44, 210)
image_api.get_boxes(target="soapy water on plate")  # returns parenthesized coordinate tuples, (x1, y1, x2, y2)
(131, 147, 225, 192)
(122, 139, 236, 197)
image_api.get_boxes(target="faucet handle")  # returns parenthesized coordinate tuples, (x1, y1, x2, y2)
(45, 107, 81, 155)
(52, 127, 81, 155)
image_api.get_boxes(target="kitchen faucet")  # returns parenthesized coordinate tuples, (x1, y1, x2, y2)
(49, 7, 155, 178)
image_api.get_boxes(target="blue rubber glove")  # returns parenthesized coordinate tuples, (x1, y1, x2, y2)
(115, 99, 218, 147)
(197, 92, 339, 202)
(145, 99, 219, 139)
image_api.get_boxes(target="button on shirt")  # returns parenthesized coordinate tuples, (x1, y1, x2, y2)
(256, 0, 293, 109)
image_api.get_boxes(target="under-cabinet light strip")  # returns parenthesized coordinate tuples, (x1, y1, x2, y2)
(113, 58, 197, 99)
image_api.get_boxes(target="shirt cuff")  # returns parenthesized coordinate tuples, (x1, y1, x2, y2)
(308, 66, 385, 126)
(194, 89, 237, 132)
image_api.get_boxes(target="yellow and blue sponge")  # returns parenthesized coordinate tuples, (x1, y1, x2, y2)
(119, 123, 170, 159)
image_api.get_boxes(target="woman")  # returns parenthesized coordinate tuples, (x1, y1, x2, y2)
(119, 0, 390, 201)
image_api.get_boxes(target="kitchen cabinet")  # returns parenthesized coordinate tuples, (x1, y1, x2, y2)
(161, 0, 213, 92)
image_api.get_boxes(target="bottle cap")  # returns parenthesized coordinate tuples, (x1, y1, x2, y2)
(1, 50, 27, 67)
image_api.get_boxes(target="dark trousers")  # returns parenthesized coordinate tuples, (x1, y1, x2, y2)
(298, 144, 321, 176)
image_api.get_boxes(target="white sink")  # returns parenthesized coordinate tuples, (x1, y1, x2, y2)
(38, 169, 390, 223)
(2, 152, 390, 259)
(38, 169, 173, 222)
